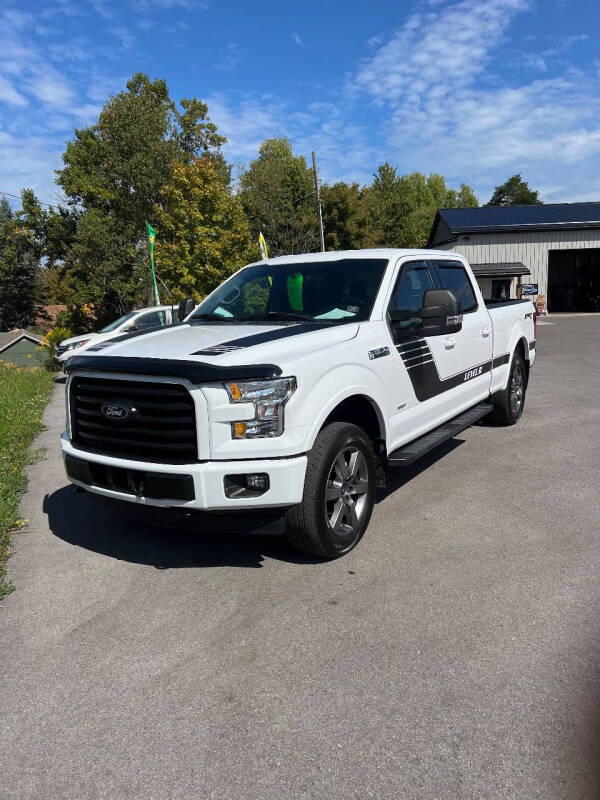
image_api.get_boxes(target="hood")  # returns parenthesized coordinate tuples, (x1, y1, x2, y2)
(60, 332, 100, 347)
(82, 320, 359, 365)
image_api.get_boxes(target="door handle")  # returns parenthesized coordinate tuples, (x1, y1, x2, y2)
(481, 327, 491, 337)
(444, 337, 456, 350)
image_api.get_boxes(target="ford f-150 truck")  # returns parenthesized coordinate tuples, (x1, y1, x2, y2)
(62, 249, 536, 558)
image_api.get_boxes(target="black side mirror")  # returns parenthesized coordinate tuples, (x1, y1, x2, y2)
(177, 297, 195, 322)
(420, 289, 462, 336)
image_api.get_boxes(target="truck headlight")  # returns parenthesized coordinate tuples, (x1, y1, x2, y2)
(225, 377, 296, 438)
(62, 340, 90, 353)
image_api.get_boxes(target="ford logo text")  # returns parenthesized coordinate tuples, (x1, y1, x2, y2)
(100, 402, 130, 421)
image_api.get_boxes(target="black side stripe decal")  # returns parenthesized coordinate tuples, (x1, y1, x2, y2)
(397, 337, 510, 402)
(191, 322, 335, 355)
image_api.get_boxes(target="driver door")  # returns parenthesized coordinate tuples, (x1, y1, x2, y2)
(385, 260, 461, 446)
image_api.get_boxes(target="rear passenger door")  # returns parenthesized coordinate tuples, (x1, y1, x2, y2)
(429, 259, 493, 405)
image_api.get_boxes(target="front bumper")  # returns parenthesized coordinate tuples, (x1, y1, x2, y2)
(61, 434, 307, 511)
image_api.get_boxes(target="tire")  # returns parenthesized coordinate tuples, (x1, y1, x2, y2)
(286, 422, 376, 558)
(489, 350, 527, 426)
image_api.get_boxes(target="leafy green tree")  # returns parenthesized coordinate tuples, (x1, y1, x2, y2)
(239, 138, 319, 257)
(320, 182, 371, 250)
(153, 156, 254, 300)
(0, 196, 42, 331)
(487, 173, 541, 206)
(364, 167, 478, 248)
(52, 73, 226, 325)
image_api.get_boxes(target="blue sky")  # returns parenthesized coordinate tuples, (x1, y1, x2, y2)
(1, 0, 599, 207)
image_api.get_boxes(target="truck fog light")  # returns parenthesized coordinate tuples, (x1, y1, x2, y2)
(224, 473, 270, 498)
(245, 473, 269, 491)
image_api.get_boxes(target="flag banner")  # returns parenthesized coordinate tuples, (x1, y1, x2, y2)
(258, 231, 269, 260)
(146, 222, 160, 306)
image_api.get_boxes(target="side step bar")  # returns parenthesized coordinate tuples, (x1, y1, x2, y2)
(388, 402, 494, 467)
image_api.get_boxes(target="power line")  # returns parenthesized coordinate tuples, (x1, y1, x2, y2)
(0, 189, 57, 208)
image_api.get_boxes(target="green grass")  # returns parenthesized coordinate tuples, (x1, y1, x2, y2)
(0, 363, 55, 598)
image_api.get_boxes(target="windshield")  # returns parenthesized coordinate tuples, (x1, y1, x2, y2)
(99, 312, 137, 333)
(190, 258, 388, 324)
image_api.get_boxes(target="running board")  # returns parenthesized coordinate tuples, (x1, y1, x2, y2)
(388, 402, 494, 467)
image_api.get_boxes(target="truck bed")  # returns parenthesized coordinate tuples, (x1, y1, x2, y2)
(484, 298, 532, 310)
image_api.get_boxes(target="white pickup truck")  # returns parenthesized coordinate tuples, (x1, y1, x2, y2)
(62, 249, 536, 558)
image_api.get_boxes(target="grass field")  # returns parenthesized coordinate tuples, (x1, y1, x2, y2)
(0, 363, 55, 597)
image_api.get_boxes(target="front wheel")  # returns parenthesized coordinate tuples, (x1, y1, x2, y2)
(489, 351, 527, 425)
(286, 422, 376, 558)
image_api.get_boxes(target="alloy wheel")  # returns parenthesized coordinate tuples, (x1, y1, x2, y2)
(510, 362, 524, 416)
(324, 446, 370, 540)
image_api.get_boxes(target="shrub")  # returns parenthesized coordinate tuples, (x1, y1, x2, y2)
(38, 326, 72, 371)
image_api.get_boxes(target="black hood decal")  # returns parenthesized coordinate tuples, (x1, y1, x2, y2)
(191, 321, 336, 356)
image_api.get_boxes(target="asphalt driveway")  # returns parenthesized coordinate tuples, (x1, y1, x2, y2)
(2, 315, 600, 799)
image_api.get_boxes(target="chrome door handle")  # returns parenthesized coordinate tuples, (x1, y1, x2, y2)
(444, 337, 456, 350)
(481, 327, 491, 337)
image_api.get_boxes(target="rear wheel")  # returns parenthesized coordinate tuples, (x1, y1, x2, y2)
(489, 351, 527, 425)
(286, 422, 376, 558)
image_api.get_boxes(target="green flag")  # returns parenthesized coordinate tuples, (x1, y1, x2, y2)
(146, 222, 160, 306)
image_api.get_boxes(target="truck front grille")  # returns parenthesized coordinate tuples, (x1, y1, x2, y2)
(70, 376, 198, 464)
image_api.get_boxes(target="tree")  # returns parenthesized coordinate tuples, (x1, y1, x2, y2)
(52, 73, 226, 325)
(239, 138, 319, 257)
(364, 168, 478, 248)
(320, 182, 371, 251)
(488, 173, 541, 206)
(0, 196, 41, 331)
(153, 157, 254, 300)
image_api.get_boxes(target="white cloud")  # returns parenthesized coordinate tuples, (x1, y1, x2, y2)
(0, 75, 28, 107)
(112, 26, 136, 49)
(352, 0, 600, 200)
(134, 0, 208, 9)
(213, 43, 242, 71)
(290, 31, 305, 47)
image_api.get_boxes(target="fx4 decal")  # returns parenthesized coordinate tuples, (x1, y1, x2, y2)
(368, 346, 390, 360)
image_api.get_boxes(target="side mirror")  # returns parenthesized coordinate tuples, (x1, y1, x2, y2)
(420, 289, 462, 336)
(178, 297, 195, 322)
(125, 324, 137, 332)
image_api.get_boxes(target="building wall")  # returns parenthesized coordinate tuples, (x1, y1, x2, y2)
(438, 228, 600, 300)
(0, 339, 44, 368)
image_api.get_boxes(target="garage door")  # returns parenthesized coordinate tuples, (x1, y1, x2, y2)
(548, 249, 600, 312)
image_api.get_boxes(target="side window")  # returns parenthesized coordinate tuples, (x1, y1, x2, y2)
(390, 261, 434, 313)
(433, 261, 478, 313)
(135, 310, 167, 330)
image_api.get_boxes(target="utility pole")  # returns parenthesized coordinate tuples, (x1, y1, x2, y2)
(312, 151, 325, 252)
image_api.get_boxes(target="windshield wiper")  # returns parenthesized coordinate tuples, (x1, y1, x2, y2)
(239, 311, 317, 323)
(188, 314, 240, 324)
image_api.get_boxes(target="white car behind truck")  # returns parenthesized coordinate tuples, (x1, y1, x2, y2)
(55, 305, 175, 365)
(62, 249, 536, 558)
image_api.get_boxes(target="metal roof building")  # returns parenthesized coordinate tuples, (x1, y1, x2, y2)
(428, 203, 600, 312)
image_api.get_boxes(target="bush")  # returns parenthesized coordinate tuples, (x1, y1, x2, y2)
(0, 363, 55, 596)
(38, 326, 72, 371)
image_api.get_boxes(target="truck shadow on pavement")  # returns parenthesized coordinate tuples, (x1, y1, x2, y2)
(44, 439, 465, 570)
(44, 486, 316, 569)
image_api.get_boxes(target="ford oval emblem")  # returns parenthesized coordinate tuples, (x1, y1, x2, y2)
(100, 402, 130, 421)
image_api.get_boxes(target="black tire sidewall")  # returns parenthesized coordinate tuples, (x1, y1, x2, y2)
(308, 423, 376, 556)
(507, 353, 526, 422)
